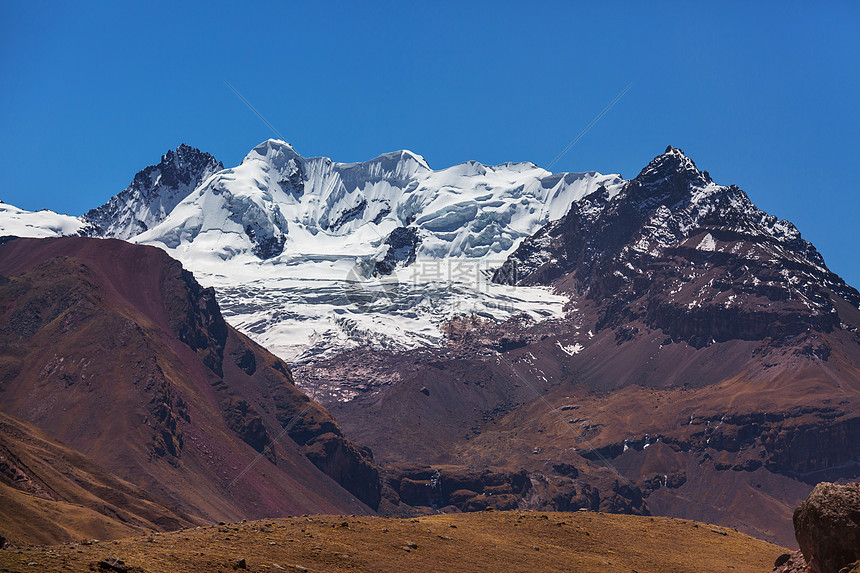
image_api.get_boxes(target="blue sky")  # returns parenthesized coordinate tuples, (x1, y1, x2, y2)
(2, 2, 859, 286)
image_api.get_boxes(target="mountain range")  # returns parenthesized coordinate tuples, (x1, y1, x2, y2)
(1, 141, 858, 548)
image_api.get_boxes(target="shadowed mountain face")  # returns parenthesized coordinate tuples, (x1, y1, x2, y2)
(0, 237, 380, 544)
(308, 148, 860, 547)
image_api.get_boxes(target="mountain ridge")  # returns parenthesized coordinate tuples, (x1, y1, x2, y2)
(2, 142, 858, 366)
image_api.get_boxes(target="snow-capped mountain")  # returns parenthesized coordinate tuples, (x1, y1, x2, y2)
(0, 140, 624, 362)
(128, 139, 624, 362)
(83, 143, 222, 239)
(311, 148, 860, 548)
(3, 141, 859, 549)
(7, 141, 853, 367)
(497, 146, 860, 346)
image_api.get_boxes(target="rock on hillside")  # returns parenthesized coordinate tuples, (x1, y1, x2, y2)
(792, 482, 860, 573)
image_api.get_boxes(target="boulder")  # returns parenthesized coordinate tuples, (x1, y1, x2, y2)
(793, 482, 860, 573)
(96, 558, 129, 572)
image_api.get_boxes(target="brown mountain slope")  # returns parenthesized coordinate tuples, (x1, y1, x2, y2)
(0, 412, 194, 546)
(0, 237, 380, 542)
(319, 297, 860, 546)
(0, 512, 786, 573)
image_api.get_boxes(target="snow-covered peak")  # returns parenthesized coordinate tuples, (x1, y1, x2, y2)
(634, 145, 712, 192)
(126, 140, 624, 361)
(0, 202, 92, 238)
(364, 149, 431, 171)
(246, 139, 301, 163)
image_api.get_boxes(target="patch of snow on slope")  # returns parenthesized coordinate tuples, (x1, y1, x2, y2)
(0, 201, 89, 237)
(557, 341, 584, 356)
(697, 232, 717, 252)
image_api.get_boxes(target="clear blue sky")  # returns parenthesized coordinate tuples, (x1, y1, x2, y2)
(2, 2, 859, 286)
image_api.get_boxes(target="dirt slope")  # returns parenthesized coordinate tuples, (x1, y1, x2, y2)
(0, 412, 195, 546)
(0, 511, 786, 573)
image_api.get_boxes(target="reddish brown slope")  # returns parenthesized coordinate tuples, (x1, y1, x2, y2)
(0, 237, 380, 542)
(0, 411, 194, 546)
(318, 297, 860, 546)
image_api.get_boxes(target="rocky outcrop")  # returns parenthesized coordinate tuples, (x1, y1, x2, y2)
(580, 408, 860, 485)
(374, 226, 421, 275)
(773, 551, 812, 573)
(302, 433, 381, 510)
(793, 482, 860, 573)
(380, 465, 530, 513)
(527, 473, 649, 516)
(376, 463, 648, 517)
(162, 260, 229, 375)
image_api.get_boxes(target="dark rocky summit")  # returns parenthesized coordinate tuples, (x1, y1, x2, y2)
(83, 144, 222, 239)
(495, 147, 860, 342)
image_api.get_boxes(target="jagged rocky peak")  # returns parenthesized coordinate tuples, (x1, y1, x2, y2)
(165, 143, 222, 177)
(496, 144, 860, 348)
(624, 145, 716, 211)
(83, 144, 223, 240)
(641, 145, 711, 183)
